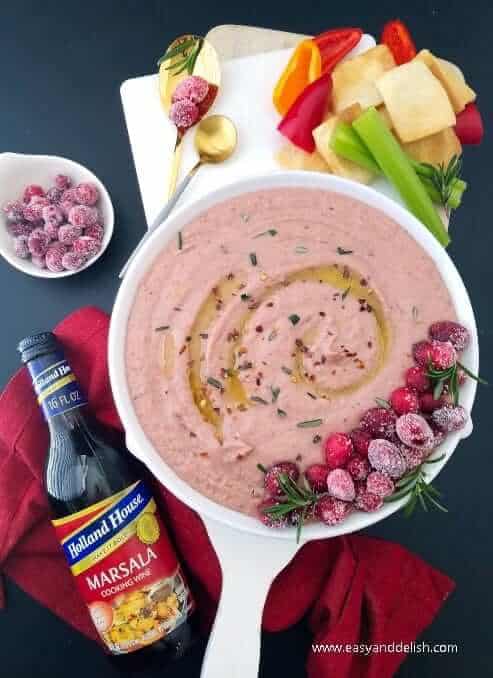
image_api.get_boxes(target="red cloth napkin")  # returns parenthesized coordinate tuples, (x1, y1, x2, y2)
(0, 306, 454, 677)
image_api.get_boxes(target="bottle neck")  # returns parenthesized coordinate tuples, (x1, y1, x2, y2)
(26, 349, 88, 422)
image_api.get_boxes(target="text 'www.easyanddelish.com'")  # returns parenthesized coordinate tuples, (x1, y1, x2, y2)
(311, 641, 458, 657)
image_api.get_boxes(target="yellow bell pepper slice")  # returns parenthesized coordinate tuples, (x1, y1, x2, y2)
(273, 40, 322, 116)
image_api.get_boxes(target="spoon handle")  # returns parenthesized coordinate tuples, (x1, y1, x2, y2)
(119, 160, 202, 279)
(166, 137, 184, 200)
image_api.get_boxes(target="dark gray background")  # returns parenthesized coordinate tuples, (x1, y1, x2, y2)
(0, 1, 491, 676)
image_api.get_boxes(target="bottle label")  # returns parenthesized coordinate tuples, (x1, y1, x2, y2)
(29, 351, 88, 419)
(52, 480, 194, 654)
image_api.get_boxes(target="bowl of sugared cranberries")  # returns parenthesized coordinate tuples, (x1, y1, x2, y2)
(0, 153, 114, 278)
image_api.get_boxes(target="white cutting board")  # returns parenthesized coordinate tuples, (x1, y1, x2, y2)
(120, 32, 407, 229)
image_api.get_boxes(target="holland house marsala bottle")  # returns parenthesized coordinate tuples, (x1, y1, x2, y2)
(18, 331, 198, 666)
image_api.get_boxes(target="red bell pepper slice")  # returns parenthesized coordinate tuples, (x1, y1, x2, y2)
(381, 19, 417, 64)
(277, 72, 332, 153)
(314, 27, 363, 73)
(455, 102, 484, 145)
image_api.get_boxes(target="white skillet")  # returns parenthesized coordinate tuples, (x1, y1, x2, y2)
(109, 171, 478, 678)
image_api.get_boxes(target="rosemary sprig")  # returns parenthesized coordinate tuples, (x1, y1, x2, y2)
(262, 472, 318, 542)
(421, 154, 462, 212)
(336, 246, 353, 255)
(157, 36, 204, 75)
(384, 454, 448, 516)
(426, 360, 487, 405)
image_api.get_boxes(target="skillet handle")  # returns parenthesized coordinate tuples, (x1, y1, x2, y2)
(200, 516, 300, 678)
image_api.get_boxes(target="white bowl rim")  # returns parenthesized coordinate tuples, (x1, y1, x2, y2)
(109, 170, 478, 541)
(0, 151, 114, 279)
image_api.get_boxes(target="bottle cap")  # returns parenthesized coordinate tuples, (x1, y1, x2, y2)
(18, 332, 60, 364)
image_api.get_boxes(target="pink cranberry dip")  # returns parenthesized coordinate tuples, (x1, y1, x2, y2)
(125, 187, 459, 518)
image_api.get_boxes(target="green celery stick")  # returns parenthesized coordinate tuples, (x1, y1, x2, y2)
(330, 121, 465, 209)
(352, 108, 451, 247)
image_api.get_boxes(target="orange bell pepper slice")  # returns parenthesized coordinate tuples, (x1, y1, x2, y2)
(273, 39, 321, 116)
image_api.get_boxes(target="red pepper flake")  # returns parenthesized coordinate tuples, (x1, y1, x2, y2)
(227, 272, 235, 280)
(189, 431, 197, 438)
(179, 344, 187, 355)
(319, 311, 326, 317)
(266, 302, 274, 307)
(360, 278, 368, 286)
(368, 340, 373, 348)
(199, 452, 209, 457)
(255, 325, 263, 333)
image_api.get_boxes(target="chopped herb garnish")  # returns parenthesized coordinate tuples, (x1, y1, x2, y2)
(295, 245, 308, 254)
(240, 212, 250, 222)
(177, 230, 183, 250)
(375, 397, 391, 409)
(157, 36, 204, 75)
(281, 365, 292, 375)
(268, 329, 278, 341)
(341, 286, 351, 301)
(427, 361, 487, 405)
(207, 377, 223, 390)
(240, 293, 251, 301)
(154, 325, 170, 332)
(412, 306, 419, 321)
(337, 246, 353, 255)
(307, 392, 317, 400)
(249, 252, 258, 266)
(262, 472, 317, 542)
(297, 418, 323, 428)
(271, 386, 280, 403)
(288, 314, 300, 326)
(251, 395, 268, 405)
(199, 332, 209, 339)
(312, 434, 322, 444)
(254, 229, 277, 238)
(277, 408, 287, 417)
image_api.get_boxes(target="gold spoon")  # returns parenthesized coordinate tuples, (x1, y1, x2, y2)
(119, 115, 237, 279)
(159, 35, 221, 199)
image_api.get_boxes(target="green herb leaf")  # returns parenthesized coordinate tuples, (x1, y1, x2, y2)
(157, 36, 204, 75)
(457, 361, 489, 386)
(281, 365, 292, 375)
(277, 408, 287, 417)
(207, 377, 223, 390)
(154, 325, 170, 332)
(297, 418, 323, 429)
(177, 230, 183, 250)
(254, 229, 277, 238)
(337, 246, 353, 255)
(251, 396, 268, 405)
(240, 293, 251, 301)
(295, 245, 308, 254)
(249, 252, 258, 266)
(271, 386, 280, 403)
(341, 285, 351, 301)
(288, 314, 300, 326)
(375, 397, 391, 409)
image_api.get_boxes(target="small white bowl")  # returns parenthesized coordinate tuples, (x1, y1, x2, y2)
(0, 152, 114, 278)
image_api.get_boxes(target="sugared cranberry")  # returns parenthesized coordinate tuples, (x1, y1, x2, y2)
(14, 235, 30, 259)
(432, 405, 468, 432)
(390, 386, 419, 415)
(8, 221, 33, 237)
(23, 203, 43, 223)
(172, 75, 209, 104)
(315, 495, 351, 526)
(429, 340, 457, 370)
(350, 429, 372, 457)
(413, 340, 433, 367)
(360, 407, 397, 440)
(45, 243, 68, 272)
(3, 200, 25, 221)
(68, 205, 98, 228)
(419, 392, 445, 413)
(406, 366, 430, 393)
(45, 186, 64, 204)
(169, 99, 199, 130)
(61, 251, 87, 271)
(326, 468, 355, 501)
(23, 184, 45, 202)
(43, 221, 59, 242)
(368, 439, 406, 478)
(42, 204, 64, 227)
(366, 471, 394, 498)
(395, 413, 435, 449)
(73, 236, 101, 258)
(429, 321, 470, 352)
(305, 464, 329, 493)
(258, 499, 288, 528)
(400, 445, 424, 471)
(58, 224, 82, 245)
(55, 174, 72, 191)
(263, 462, 300, 497)
(324, 432, 353, 469)
(27, 228, 50, 257)
(84, 223, 104, 242)
(354, 490, 383, 512)
(75, 182, 99, 206)
(346, 455, 370, 481)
